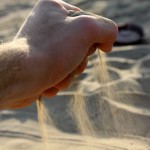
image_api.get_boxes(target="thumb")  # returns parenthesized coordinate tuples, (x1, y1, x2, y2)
(96, 17, 118, 52)
(68, 11, 118, 52)
(99, 42, 113, 52)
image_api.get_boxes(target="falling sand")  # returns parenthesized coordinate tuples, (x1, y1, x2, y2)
(36, 49, 141, 150)
(13, 10, 145, 150)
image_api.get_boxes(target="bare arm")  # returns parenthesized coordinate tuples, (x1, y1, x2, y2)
(0, 38, 44, 109)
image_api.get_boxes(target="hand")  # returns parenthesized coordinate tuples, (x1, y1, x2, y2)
(11, 0, 117, 109)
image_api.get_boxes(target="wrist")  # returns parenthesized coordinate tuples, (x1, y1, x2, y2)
(0, 38, 47, 101)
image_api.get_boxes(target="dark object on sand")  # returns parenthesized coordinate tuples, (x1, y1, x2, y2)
(114, 23, 144, 45)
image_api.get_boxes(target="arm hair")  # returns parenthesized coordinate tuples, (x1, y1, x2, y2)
(0, 38, 39, 108)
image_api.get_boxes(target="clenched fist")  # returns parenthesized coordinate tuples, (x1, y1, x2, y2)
(1, 0, 118, 109)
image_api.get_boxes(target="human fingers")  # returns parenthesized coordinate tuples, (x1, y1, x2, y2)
(73, 57, 88, 75)
(7, 96, 38, 109)
(55, 73, 75, 90)
(87, 43, 99, 56)
(55, 57, 88, 89)
(42, 87, 59, 98)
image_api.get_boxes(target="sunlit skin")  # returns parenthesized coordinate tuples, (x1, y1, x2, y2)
(3, 0, 118, 109)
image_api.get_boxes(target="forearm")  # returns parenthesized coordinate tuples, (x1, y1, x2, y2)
(0, 38, 42, 108)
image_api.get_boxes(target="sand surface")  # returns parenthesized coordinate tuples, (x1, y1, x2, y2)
(0, 0, 150, 150)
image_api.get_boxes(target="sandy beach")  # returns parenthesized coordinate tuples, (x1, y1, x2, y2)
(0, 0, 150, 150)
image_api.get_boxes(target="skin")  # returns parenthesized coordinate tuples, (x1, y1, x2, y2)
(0, 0, 118, 109)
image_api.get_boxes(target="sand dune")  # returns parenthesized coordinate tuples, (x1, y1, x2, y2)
(0, 0, 150, 150)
